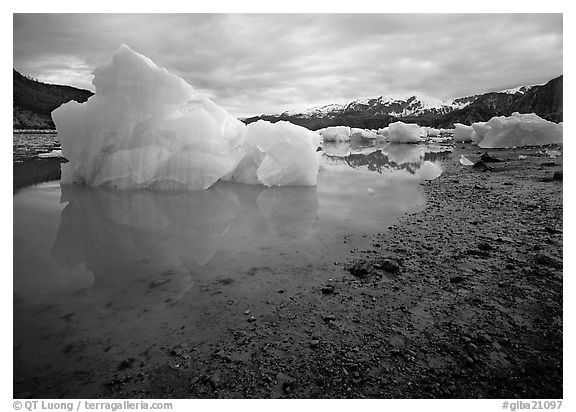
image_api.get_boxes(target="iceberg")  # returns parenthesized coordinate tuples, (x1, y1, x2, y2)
(470, 122, 490, 144)
(387, 121, 422, 143)
(425, 127, 440, 137)
(317, 126, 351, 142)
(453, 123, 474, 142)
(241, 120, 321, 187)
(53, 44, 321, 190)
(351, 128, 378, 140)
(377, 127, 389, 137)
(475, 113, 563, 149)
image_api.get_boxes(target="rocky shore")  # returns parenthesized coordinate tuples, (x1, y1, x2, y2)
(14, 143, 563, 399)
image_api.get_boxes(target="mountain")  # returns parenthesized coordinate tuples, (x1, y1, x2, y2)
(13, 69, 93, 130)
(244, 76, 561, 129)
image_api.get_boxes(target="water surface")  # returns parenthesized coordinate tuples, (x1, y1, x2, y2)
(13, 139, 452, 396)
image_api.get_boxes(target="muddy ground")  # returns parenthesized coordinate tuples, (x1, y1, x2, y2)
(14, 143, 563, 399)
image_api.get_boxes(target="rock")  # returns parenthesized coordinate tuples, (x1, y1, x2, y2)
(348, 260, 372, 278)
(534, 253, 562, 269)
(464, 356, 475, 366)
(545, 226, 562, 235)
(477, 242, 492, 251)
(323, 314, 336, 322)
(465, 343, 478, 355)
(450, 276, 465, 284)
(149, 278, 171, 288)
(208, 372, 222, 389)
(474, 183, 487, 190)
(375, 258, 400, 273)
(321, 285, 335, 295)
(310, 340, 320, 348)
(472, 160, 493, 172)
(480, 152, 503, 163)
(466, 249, 490, 258)
(118, 357, 135, 370)
(553, 171, 562, 181)
(247, 316, 257, 323)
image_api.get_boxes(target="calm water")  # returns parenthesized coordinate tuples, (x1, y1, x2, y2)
(13, 138, 452, 397)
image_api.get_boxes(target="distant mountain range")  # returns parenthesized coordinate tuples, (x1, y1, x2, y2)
(13, 68, 562, 132)
(244, 75, 562, 130)
(13, 69, 93, 130)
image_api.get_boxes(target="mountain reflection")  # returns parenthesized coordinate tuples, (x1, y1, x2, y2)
(52, 183, 319, 279)
(321, 142, 451, 175)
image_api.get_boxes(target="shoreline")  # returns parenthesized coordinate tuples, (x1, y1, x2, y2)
(13, 143, 563, 399)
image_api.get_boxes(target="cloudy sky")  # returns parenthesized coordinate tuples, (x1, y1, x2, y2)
(13, 13, 562, 117)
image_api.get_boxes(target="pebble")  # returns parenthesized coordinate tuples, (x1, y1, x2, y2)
(465, 342, 478, 355)
(149, 278, 171, 288)
(321, 285, 335, 294)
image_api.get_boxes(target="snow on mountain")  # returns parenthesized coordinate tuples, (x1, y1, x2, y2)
(263, 80, 543, 121)
(271, 93, 481, 119)
(497, 85, 537, 95)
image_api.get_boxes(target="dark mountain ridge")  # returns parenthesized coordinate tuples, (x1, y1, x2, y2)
(13, 69, 93, 130)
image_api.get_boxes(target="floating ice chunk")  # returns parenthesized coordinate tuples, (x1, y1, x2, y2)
(545, 149, 561, 158)
(377, 127, 389, 137)
(416, 161, 442, 180)
(38, 150, 63, 158)
(387, 121, 422, 143)
(419, 128, 428, 138)
(471, 122, 490, 144)
(518, 155, 527, 160)
(476, 113, 562, 148)
(351, 128, 378, 139)
(317, 126, 351, 142)
(244, 120, 321, 187)
(367, 187, 376, 194)
(426, 128, 440, 137)
(453, 123, 474, 142)
(53, 44, 247, 190)
(460, 155, 474, 166)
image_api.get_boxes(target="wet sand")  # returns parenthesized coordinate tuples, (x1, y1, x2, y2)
(13, 143, 562, 399)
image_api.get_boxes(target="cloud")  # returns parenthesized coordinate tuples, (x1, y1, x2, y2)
(13, 13, 562, 117)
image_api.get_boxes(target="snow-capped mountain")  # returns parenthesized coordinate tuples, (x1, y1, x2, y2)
(244, 76, 561, 130)
(497, 85, 537, 95)
(270, 82, 540, 120)
(274, 93, 480, 119)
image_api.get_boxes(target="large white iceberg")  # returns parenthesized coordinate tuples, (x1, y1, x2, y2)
(317, 126, 351, 142)
(387, 121, 422, 143)
(453, 123, 474, 142)
(474, 113, 563, 148)
(53, 44, 321, 189)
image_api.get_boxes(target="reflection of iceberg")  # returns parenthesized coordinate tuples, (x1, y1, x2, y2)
(321, 143, 450, 179)
(52, 183, 319, 273)
(384, 145, 425, 164)
(322, 142, 351, 157)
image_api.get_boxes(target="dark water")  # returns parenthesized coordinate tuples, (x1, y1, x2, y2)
(13, 138, 452, 396)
